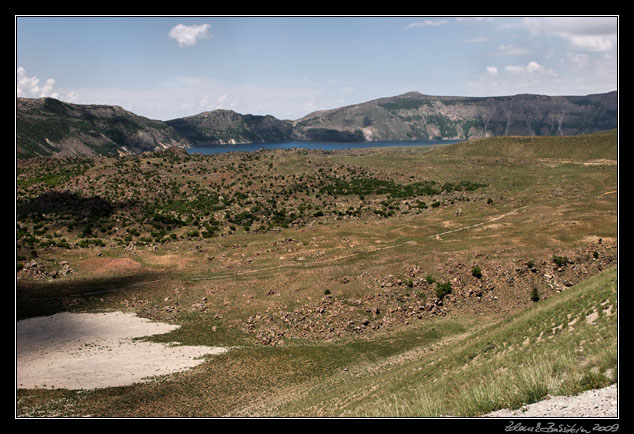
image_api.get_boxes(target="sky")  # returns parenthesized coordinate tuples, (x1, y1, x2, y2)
(15, 16, 618, 121)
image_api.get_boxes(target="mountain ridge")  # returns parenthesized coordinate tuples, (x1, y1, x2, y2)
(293, 90, 617, 142)
(16, 90, 618, 158)
(16, 97, 192, 159)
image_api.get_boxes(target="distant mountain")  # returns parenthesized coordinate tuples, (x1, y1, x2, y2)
(16, 97, 191, 159)
(16, 91, 618, 158)
(292, 91, 618, 142)
(165, 109, 295, 145)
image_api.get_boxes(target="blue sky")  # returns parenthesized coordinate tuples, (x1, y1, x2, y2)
(16, 16, 618, 121)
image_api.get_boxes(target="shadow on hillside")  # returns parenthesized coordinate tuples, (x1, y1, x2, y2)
(17, 191, 117, 219)
(16, 271, 164, 321)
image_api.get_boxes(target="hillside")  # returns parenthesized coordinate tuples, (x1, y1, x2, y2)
(434, 129, 618, 161)
(165, 109, 295, 145)
(16, 97, 192, 159)
(294, 91, 618, 142)
(228, 266, 617, 417)
(16, 90, 618, 158)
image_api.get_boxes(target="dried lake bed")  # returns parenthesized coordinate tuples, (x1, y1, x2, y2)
(16, 311, 228, 390)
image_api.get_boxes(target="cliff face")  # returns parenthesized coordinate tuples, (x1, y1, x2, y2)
(17, 97, 192, 158)
(292, 91, 618, 141)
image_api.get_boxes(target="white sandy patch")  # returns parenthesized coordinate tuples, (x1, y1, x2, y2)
(16, 311, 228, 390)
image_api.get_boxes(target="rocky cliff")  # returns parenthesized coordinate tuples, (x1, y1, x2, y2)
(293, 91, 618, 141)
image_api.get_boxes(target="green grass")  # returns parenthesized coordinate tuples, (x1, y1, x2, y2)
(438, 130, 617, 161)
(360, 266, 617, 417)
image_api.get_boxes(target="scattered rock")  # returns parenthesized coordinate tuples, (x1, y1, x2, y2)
(242, 243, 616, 344)
(59, 261, 73, 275)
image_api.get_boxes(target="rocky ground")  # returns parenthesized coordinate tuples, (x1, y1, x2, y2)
(483, 384, 618, 418)
(242, 241, 617, 345)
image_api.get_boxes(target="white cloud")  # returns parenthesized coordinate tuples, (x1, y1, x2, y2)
(455, 17, 494, 23)
(561, 33, 616, 52)
(17, 66, 39, 96)
(16, 66, 68, 100)
(521, 17, 617, 52)
(495, 44, 529, 56)
(168, 24, 211, 47)
(405, 19, 449, 29)
(40, 78, 59, 99)
(522, 17, 616, 38)
(468, 60, 567, 96)
(505, 60, 555, 76)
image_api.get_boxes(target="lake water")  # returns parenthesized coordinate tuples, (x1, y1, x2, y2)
(187, 139, 463, 154)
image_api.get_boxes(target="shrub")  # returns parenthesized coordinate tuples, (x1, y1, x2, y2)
(425, 274, 436, 284)
(471, 267, 482, 279)
(81, 226, 94, 238)
(435, 282, 452, 299)
(78, 238, 105, 248)
(324, 289, 331, 295)
(552, 255, 569, 267)
(531, 287, 540, 302)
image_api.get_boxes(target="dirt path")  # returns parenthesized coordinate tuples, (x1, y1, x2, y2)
(16, 311, 228, 390)
(428, 205, 528, 239)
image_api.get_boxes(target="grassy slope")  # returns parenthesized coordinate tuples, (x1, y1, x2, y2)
(233, 266, 617, 417)
(435, 129, 618, 161)
(368, 265, 618, 417)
